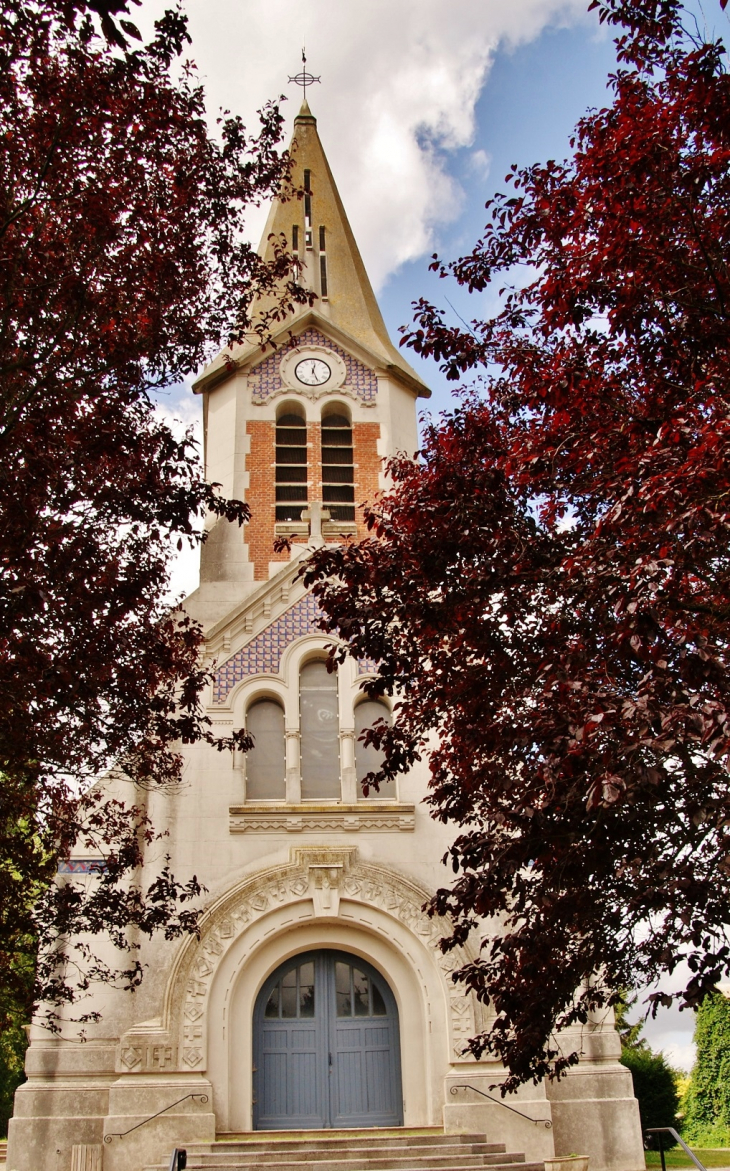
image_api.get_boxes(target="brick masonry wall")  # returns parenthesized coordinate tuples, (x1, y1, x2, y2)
(353, 422, 381, 539)
(246, 420, 278, 581)
(309, 421, 322, 514)
(245, 417, 382, 580)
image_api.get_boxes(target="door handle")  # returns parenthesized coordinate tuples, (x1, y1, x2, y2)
(328, 1052, 332, 1066)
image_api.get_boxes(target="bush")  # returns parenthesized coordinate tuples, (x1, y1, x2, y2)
(620, 1047, 680, 1148)
(0, 1020, 27, 1138)
(683, 992, 730, 1146)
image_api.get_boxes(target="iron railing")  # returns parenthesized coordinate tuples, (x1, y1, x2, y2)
(450, 1083, 552, 1128)
(645, 1127, 708, 1171)
(104, 1092, 208, 1142)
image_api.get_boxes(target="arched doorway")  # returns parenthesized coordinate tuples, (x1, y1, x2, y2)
(253, 949, 403, 1130)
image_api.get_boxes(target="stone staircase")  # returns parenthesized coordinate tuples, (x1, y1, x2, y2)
(147, 1127, 545, 1171)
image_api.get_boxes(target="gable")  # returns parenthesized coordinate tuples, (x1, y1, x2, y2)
(249, 328, 378, 406)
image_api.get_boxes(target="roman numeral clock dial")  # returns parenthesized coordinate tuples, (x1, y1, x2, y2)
(295, 358, 331, 387)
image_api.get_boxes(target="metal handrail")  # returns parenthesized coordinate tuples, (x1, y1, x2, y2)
(450, 1083, 553, 1128)
(645, 1128, 708, 1171)
(104, 1093, 208, 1142)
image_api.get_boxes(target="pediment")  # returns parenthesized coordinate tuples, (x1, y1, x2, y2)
(240, 312, 387, 377)
(193, 310, 429, 399)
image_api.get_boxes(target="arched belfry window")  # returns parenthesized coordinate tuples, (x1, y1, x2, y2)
(276, 407, 308, 523)
(245, 699, 286, 800)
(355, 700, 395, 799)
(321, 409, 354, 522)
(300, 660, 340, 799)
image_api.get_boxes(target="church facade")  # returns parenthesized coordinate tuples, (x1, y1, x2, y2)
(8, 102, 646, 1171)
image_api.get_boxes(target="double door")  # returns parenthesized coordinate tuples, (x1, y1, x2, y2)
(253, 950, 403, 1130)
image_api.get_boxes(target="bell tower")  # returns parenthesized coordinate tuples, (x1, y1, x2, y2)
(7, 90, 646, 1171)
(186, 98, 430, 628)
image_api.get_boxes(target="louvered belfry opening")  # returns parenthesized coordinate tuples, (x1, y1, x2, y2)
(321, 410, 355, 522)
(275, 408, 308, 523)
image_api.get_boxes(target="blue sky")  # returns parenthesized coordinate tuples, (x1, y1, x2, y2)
(379, 19, 619, 420)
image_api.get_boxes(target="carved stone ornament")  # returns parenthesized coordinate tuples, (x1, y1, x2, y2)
(248, 328, 378, 407)
(279, 345, 347, 397)
(120, 1045, 143, 1070)
(229, 803, 416, 834)
(116, 849, 479, 1075)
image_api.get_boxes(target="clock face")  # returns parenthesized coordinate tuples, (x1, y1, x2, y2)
(295, 357, 331, 387)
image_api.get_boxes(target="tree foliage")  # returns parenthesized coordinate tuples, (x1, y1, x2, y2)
(683, 992, 730, 1145)
(0, 0, 306, 1031)
(615, 991, 680, 1147)
(0, 1016, 27, 1139)
(304, 0, 730, 1089)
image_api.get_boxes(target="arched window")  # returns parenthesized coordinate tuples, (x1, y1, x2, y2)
(276, 408, 308, 523)
(300, 660, 340, 799)
(355, 700, 395, 799)
(321, 409, 354, 522)
(245, 700, 286, 800)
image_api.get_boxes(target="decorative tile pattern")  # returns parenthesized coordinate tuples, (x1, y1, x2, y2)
(251, 329, 378, 404)
(213, 594, 323, 703)
(358, 658, 380, 675)
(58, 859, 106, 874)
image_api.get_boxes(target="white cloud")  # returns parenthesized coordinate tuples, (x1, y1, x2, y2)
(469, 148, 492, 180)
(140, 0, 589, 289)
(153, 389, 204, 602)
(638, 962, 698, 1073)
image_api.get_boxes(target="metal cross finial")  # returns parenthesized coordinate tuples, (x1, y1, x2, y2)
(288, 49, 321, 100)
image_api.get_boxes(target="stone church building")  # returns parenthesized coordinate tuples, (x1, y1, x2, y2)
(8, 101, 646, 1171)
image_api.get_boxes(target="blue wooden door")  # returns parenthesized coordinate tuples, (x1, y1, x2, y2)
(253, 951, 403, 1130)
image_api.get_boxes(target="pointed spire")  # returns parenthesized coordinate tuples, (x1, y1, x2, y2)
(193, 97, 430, 397)
(252, 103, 429, 393)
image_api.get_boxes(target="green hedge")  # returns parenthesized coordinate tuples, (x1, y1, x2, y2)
(683, 993, 730, 1147)
(0, 1020, 27, 1139)
(621, 1047, 680, 1148)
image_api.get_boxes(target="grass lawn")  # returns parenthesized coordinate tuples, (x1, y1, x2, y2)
(645, 1151, 730, 1168)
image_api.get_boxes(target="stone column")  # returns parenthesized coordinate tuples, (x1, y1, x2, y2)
(285, 729, 301, 803)
(545, 1015, 645, 1171)
(340, 730, 357, 802)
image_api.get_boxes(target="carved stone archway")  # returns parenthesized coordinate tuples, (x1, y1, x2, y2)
(116, 848, 480, 1075)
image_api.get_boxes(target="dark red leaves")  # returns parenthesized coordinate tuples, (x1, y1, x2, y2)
(0, 0, 303, 1029)
(304, 0, 730, 1090)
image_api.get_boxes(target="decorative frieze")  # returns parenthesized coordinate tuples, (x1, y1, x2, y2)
(116, 1039, 179, 1073)
(229, 802, 416, 833)
(57, 859, 106, 874)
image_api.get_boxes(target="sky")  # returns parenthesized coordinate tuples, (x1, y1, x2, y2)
(143, 0, 725, 1071)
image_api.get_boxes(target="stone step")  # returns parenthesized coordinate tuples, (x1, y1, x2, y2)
(144, 1131, 544, 1171)
(188, 1141, 508, 1160)
(225, 1128, 446, 1136)
(177, 1150, 526, 1171)
(151, 1163, 544, 1171)
(209, 1130, 451, 1148)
